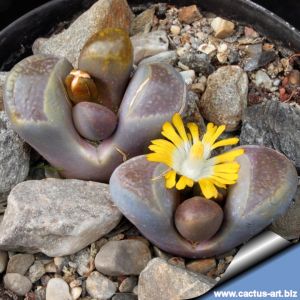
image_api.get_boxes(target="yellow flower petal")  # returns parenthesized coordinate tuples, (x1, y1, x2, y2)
(199, 179, 218, 199)
(213, 162, 240, 173)
(209, 125, 226, 145)
(214, 172, 239, 181)
(209, 178, 227, 189)
(211, 137, 239, 150)
(172, 113, 188, 142)
(165, 170, 176, 188)
(151, 139, 176, 151)
(214, 149, 244, 164)
(202, 123, 217, 145)
(162, 122, 183, 148)
(210, 175, 236, 185)
(176, 176, 191, 190)
(187, 122, 200, 143)
(189, 141, 204, 160)
(146, 153, 172, 167)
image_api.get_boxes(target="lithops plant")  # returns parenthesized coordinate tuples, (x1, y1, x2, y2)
(4, 30, 186, 181)
(72, 102, 118, 141)
(109, 114, 298, 258)
(79, 28, 133, 112)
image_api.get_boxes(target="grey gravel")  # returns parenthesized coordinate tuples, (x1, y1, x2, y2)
(86, 271, 117, 299)
(199, 65, 248, 131)
(28, 260, 46, 283)
(95, 240, 152, 276)
(240, 101, 300, 170)
(138, 258, 216, 300)
(4, 273, 32, 296)
(6, 253, 34, 275)
(0, 111, 30, 201)
(0, 179, 122, 256)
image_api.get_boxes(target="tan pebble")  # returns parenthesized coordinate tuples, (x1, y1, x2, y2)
(218, 43, 228, 52)
(176, 47, 188, 57)
(178, 5, 202, 24)
(192, 82, 206, 93)
(170, 25, 181, 35)
(71, 286, 82, 300)
(211, 17, 235, 38)
(186, 258, 216, 274)
(288, 70, 300, 86)
(168, 257, 185, 268)
(178, 61, 190, 71)
(263, 43, 274, 51)
(45, 262, 57, 273)
(217, 52, 228, 64)
(198, 43, 217, 56)
(244, 26, 259, 38)
(69, 279, 82, 288)
(109, 233, 125, 241)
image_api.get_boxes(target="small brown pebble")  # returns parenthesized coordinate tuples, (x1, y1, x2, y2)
(186, 258, 217, 274)
(45, 262, 57, 273)
(244, 26, 259, 38)
(288, 70, 300, 86)
(178, 5, 202, 24)
(109, 233, 125, 241)
(168, 257, 185, 268)
(192, 82, 206, 94)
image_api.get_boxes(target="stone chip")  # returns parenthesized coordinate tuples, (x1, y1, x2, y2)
(0, 179, 122, 256)
(138, 258, 216, 300)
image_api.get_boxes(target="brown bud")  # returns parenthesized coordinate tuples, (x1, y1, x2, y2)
(65, 70, 98, 104)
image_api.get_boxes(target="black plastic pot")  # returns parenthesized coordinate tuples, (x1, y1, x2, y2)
(0, 0, 300, 71)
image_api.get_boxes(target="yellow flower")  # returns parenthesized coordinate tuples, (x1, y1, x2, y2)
(146, 113, 244, 199)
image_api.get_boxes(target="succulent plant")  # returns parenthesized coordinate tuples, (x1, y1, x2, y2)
(175, 196, 224, 243)
(72, 102, 117, 141)
(78, 28, 133, 112)
(110, 145, 298, 258)
(4, 53, 186, 181)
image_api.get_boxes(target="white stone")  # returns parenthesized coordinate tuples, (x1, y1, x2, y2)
(71, 287, 82, 300)
(180, 70, 196, 85)
(131, 31, 169, 64)
(198, 43, 217, 56)
(46, 278, 72, 300)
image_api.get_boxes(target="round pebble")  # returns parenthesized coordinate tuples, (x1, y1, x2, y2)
(170, 25, 181, 35)
(86, 271, 117, 299)
(4, 273, 32, 296)
(95, 240, 152, 276)
(46, 278, 72, 300)
(71, 287, 82, 300)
